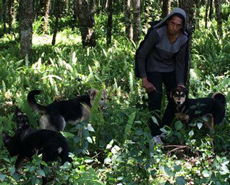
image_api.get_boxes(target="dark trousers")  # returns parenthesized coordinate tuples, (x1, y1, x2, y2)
(147, 71, 177, 136)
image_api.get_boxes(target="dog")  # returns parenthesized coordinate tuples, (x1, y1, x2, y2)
(3, 129, 72, 184)
(162, 86, 226, 131)
(13, 106, 36, 140)
(2, 108, 72, 184)
(27, 89, 107, 132)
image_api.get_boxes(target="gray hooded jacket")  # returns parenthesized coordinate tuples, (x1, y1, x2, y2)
(136, 8, 188, 85)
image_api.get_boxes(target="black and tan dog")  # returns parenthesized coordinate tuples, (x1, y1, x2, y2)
(2, 108, 72, 174)
(27, 89, 107, 132)
(162, 86, 226, 131)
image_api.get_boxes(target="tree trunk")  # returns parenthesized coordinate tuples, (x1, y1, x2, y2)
(73, 0, 78, 29)
(43, 0, 51, 34)
(194, 0, 200, 30)
(106, 0, 113, 45)
(209, 0, 213, 19)
(162, 0, 171, 18)
(8, 0, 14, 33)
(180, 0, 195, 88)
(2, 0, 7, 34)
(19, 0, 34, 59)
(214, 0, 222, 37)
(124, 0, 132, 40)
(34, 0, 39, 19)
(205, 0, 209, 28)
(132, 0, 141, 43)
(77, 0, 96, 47)
(52, 0, 61, 45)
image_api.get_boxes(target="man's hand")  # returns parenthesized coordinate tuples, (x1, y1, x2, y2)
(142, 78, 156, 93)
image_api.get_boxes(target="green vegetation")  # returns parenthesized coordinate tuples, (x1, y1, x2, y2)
(0, 15, 230, 185)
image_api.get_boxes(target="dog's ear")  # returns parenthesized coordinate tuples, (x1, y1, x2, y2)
(88, 89, 97, 100)
(170, 91, 173, 98)
(184, 87, 189, 96)
(102, 89, 107, 99)
(15, 106, 24, 117)
(2, 131, 10, 144)
(170, 88, 176, 98)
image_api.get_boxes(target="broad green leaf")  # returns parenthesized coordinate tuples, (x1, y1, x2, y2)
(164, 166, 174, 177)
(175, 121, 183, 131)
(202, 170, 211, 177)
(189, 130, 194, 137)
(197, 122, 203, 129)
(87, 124, 95, 132)
(86, 136, 93, 143)
(151, 116, 158, 125)
(176, 176, 186, 185)
(37, 169, 46, 177)
(0, 174, 6, 181)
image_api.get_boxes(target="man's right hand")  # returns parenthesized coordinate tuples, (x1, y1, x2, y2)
(142, 78, 156, 93)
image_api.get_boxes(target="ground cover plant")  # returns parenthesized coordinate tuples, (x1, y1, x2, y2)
(0, 9, 230, 185)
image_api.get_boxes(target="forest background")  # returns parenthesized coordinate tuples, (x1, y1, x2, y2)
(0, 0, 230, 184)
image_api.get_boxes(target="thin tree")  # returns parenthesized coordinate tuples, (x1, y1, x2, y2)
(214, 0, 222, 37)
(205, 0, 210, 28)
(162, 0, 171, 18)
(52, 0, 61, 45)
(8, 0, 14, 33)
(2, 0, 7, 34)
(180, 0, 195, 88)
(73, 0, 78, 29)
(43, 0, 51, 34)
(76, 0, 96, 47)
(209, 0, 213, 19)
(194, 0, 201, 30)
(19, 0, 34, 59)
(124, 0, 132, 40)
(106, 0, 113, 45)
(132, 0, 141, 43)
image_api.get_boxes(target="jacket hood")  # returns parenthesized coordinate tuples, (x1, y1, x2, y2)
(154, 7, 187, 35)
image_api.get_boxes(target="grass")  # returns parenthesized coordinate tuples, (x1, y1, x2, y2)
(0, 16, 230, 184)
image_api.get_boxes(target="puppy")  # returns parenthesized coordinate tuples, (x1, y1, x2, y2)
(3, 129, 72, 184)
(27, 89, 107, 132)
(13, 106, 36, 140)
(162, 86, 226, 131)
(3, 108, 72, 168)
(2, 130, 72, 168)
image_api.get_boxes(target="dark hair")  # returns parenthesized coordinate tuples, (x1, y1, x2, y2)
(168, 13, 185, 25)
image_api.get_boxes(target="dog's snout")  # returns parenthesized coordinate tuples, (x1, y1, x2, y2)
(176, 100, 182, 105)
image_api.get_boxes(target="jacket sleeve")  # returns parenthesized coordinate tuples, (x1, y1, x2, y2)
(136, 30, 160, 78)
(175, 41, 188, 85)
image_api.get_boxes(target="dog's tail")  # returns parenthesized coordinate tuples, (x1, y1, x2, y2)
(212, 92, 226, 107)
(27, 90, 46, 113)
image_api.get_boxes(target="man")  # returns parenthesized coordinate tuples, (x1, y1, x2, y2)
(136, 8, 188, 145)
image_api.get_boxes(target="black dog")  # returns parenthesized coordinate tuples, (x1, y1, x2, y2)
(2, 108, 72, 181)
(27, 89, 107, 132)
(13, 107, 36, 140)
(2, 130, 72, 169)
(162, 86, 226, 131)
(3, 129, 72, 184)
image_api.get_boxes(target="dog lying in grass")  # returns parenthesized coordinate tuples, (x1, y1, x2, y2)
(162, 86, 226, 131)
(2, 108, 72, 184)
(27, 89, 107, 132)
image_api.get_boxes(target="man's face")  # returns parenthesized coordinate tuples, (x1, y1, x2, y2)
(167, 16, 183, 36)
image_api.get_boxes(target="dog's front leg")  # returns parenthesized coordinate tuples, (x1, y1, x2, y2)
(15, 155, 26, 171)
(162, 103, 176, 126)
